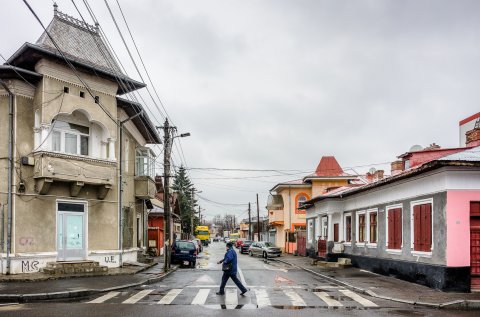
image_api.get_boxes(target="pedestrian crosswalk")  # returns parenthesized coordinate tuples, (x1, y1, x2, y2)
(86, 286, 379, 309)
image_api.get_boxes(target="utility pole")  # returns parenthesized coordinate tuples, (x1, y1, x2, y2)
(256, 193, 260, 242)
(248, 203, 251, 240)
(191, 188, 194, 239)
(162, 118, 173, 272)
(198, 205, 201, 225)
(159, 119, 190, 272)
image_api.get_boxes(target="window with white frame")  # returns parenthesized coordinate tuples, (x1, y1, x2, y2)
(315, 217, 321, 239)
(321, 216, 328, 240)
(344, 213, 352, 243)
(411, 199, 433, 253)
(297, 195, 307, 208)
(367, 209, 378, 245)
(307, 219, 314, 243)
(52, 119, 89, 156)
(135, 148, 155, 178)
(356, 211, 366, 243)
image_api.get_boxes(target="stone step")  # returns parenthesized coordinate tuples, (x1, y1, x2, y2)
(43, 261, 108, 275)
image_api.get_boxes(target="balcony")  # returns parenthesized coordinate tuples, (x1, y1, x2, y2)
(134, 176, 156, 199)
(269, 209, 284, 225)
(33, 151, 115, 199)
(267, 194, 284, 210)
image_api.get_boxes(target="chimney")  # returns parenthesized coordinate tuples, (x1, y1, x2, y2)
(154, 175, 164, 193)
(466, 118, 480, 147)
(391, 160, 404, 175)
(375, 170, 384, 180)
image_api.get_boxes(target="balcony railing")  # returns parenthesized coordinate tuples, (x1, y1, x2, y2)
(33, 151, 115, 199)
(134, 175, 156, 199)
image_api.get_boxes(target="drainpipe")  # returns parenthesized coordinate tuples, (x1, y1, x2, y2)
(1, 80, 14, 274)
(0, 204, 4, 252)
(118, 109, 143, 267)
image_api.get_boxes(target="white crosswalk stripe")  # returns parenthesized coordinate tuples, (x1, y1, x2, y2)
(314, 291, 342, 307)
(191, 289, 210, 305)
(339, 289, 378, 307)
(225, 288, 238, 308)
(283, 289, 307, 306)
(254, 289, 271, 307)
(87, 291, 120, 304)
(122, 289, 154, 304)
(158, 289, 182, 305)
(86, 287, 379, 309)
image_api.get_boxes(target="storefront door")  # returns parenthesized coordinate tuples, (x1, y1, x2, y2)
(57, 201, 86, 261)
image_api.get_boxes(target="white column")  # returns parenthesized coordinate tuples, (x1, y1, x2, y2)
(327, 214, 333, 242)
(39, 124, 51, 151)
(108, 138, 116, 160)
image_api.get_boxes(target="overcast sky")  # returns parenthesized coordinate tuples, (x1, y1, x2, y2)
(3, 0, 480, 221)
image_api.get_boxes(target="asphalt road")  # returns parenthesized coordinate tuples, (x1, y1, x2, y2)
(0, 242, 477, 316)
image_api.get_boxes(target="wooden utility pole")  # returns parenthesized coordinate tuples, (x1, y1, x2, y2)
(162, 119, 173, 272)
(248, 202, 252, 240)
(256, 193, 260, 241)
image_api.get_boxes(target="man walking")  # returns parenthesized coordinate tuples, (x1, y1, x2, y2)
(216, 242, 248, 295)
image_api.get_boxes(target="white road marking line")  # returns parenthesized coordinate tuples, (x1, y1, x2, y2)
(238, 266, 247, 287)
(158, 289, 182, 305)
(314, 291, 343, 307)
(191, 289, 210, 305)
(225, 288, 238, 308)
(87, 291, 120, 304)
(339, 289, 378, 307)
(283, 289, 307, 306)
(254, 289, 271, 307)
(122, 289, 154, 304)
(263, 263, 288, 273)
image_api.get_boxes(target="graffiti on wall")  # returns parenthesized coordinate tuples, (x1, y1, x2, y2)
(104, 255, 117, 264)
(19, 237, 34, 246)
(21, 260, 39, 273)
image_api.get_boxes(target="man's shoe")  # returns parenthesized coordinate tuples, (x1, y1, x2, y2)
(216, 292, 225, 295)
(240, 289, 249, 296)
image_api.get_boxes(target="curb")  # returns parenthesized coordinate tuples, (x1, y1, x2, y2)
(272, 258, 479, 310)
(0, 265, 179, 303)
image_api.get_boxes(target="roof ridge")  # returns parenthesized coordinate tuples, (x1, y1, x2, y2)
(54, 9, 99, 34)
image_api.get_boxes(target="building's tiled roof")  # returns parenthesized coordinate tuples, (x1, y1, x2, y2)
(36, 10, 122, 75)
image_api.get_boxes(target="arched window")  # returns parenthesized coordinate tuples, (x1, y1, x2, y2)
(50, 110, 109, 159)
(297, 195, 307, 208)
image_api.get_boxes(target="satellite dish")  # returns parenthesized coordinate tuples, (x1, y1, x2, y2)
(368, 167, 376, 174)
(409, 145, 423, 152)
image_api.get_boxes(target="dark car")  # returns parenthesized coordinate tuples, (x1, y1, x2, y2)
(240, 240, 253, 254)
(171, 240, 197, 267)
(248, 241, 282, 258)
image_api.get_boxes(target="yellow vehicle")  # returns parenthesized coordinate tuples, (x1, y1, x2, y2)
(228, 232, 240, 244)
(194, 226, 210, 246)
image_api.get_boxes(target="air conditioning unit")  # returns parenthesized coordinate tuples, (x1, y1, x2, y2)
(332, 243, 344, 253)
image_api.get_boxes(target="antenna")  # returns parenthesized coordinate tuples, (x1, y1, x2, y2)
(409, 144, 423, 152)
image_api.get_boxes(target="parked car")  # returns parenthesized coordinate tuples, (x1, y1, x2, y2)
(171, 240, 197, 267)
(192, 238, 203, 253)
(212, 237, 220, 242)
(235, 238, 245, 248)
(248, 241, 282, 258)
(240, 240, 253, 254)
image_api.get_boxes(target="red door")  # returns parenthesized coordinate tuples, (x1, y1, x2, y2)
(318, 239, 327, 258)
(471, 202, 480, 291)
(296, 231, 307, 256)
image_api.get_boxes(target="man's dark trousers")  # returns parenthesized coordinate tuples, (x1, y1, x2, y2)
(219, 271, 247, 294)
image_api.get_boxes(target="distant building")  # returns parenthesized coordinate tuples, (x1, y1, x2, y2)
(267, 157, 365, 254)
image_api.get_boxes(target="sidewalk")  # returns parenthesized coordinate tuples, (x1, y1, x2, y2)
(0, 258, 178, 302)
(273, 254, 480, 309)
